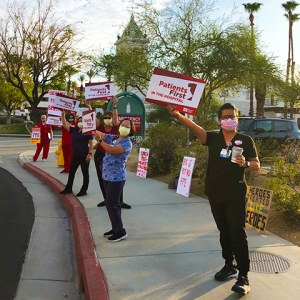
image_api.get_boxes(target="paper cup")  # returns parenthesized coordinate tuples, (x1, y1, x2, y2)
(231, 146, 243, 163)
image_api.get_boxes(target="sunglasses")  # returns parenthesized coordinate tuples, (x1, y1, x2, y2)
(104, 117, 112, 120)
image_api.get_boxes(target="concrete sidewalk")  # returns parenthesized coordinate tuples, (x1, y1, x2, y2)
(19, 148, 300, 300)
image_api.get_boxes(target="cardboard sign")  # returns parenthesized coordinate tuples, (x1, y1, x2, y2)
(145, 68, 206, 115)
(48, 90, 67, 116)
(85, 82, 114, 101)
(51, 94, 80, 112)
(46, 115, 62, 127)
(30, 127, 41, 144)
(82, 110, 96, 134)
(245, 186, 273, 234)
(136, 148, 150, 178)
(118, 115, 142, 133)
(176, 156, 196, 197)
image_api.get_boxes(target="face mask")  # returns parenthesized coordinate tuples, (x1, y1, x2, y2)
(41, 118, 46, 122)
(104, 118, 112, 126)
(69, 118, 74, 123)
(77, 122, 83, 128)
(221, 118, 237, 131)
(119, 126, 130, 136)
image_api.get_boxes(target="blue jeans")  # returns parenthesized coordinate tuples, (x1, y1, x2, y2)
(103, 180, 126, 233)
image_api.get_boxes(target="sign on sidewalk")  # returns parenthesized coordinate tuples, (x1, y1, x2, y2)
(145, 68, 206, 115)
(176, 156, 196, 197)
(136, 148, 150, 178)
(245, 186, 273, 234)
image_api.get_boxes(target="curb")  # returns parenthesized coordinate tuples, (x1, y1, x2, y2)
(19, 159, 109, 300)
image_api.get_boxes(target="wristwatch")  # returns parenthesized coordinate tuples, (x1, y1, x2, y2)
(245, 161, 250, 168)
(97, 139, 102, 144)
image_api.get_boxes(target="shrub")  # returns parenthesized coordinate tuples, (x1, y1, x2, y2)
(140, 123, 187, 176)
(0, 117, 6, 125)
(12, 117, 24, 124)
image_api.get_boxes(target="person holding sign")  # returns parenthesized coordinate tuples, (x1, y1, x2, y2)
(31, 115, 53, 162)
(94, 118, 136, 242)
(60, 112, 93, 197)
(85, 99, 132, 209)
(167, 103, 260, 295)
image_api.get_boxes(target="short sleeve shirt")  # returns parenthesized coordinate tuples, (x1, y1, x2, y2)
(204, 131, 257, 202)
(102, 134, 132, 182)
(69, 127, 93, 156)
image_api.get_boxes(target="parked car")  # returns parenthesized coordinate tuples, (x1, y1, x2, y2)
(237, 116, 300, 143)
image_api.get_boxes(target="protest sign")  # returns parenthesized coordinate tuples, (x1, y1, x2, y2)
(145, 68, 206, 115)
(30, 127, 41, 144)
(85, 82, 114, 101)
(176, 156, 196, 197)
(136, 148, 150, 178)
(245, 186, 273, 234)
(82, 110, 96, 134)
(118, 115, 142, 133)
(46, 115, 62, 127)
(48, 90, 67, 116)
(51, 94, 80, 112)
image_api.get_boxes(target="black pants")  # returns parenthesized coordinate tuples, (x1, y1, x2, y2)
(94, 149, 124, 202)
(103, 180, 126, 233)
(65, 156, 90, 193)
(209, 198, 250, 277)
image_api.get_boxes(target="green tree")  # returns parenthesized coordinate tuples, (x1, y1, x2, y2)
(91, 52, 116, 81)
(242, 2, 263, 116)
(0, 0, 86, 111)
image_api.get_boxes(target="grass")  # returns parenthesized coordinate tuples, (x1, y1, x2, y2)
(0, 124, 30, 134)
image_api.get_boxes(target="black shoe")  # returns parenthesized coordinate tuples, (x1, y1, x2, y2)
(97, 201, 106, 207)
(214, 265, 238, 281)
(121, 202, 131, 209)
(108, 231, 128, 242)
(231, 275, 250, 295)
(76, 191, 87, 197)
(103, 229, 115, 238)
(60, 189, 73, 194)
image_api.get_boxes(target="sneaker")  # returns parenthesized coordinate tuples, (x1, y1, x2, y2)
(231, 275, 250, 295)
(108, 231, 127, 242)
(97, 201, 106, 207)
(30, 158, 36, 162)
(42, 159, 47, 162)
(103, 230, 115, 238)
(121, 202, 131, 209)
(214, 265, 238, 281)
(76, 191, 87, 197)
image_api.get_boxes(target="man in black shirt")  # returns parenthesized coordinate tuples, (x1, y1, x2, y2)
(167, 103, 260, 295)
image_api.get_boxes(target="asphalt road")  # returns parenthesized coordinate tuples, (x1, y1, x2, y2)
(0, 137, 34, 299)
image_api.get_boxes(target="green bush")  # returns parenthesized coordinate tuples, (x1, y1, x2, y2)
(254, 137, 281, 159)
(0, 117, 6, 125)
(12, 117, 24, 124)
(140, 123, 188, 176)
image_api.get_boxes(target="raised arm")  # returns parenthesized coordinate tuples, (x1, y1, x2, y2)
(61, 111, 71, 132)
(112, 97, 120, 126)
(166, 105, 207, 144)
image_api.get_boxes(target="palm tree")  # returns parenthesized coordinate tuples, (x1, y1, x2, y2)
(282, 1, 300, 117)
(86, 69, 95, 83)
(243, 2, 263, 116)
(78, 74, 86, 102)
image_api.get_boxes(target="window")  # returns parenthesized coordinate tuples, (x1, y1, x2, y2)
(253, 120, 272, 133)
(274, 121, 287, 133)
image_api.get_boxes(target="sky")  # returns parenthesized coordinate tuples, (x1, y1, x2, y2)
(1, 0, 300, 82)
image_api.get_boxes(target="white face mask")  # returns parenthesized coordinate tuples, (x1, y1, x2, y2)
(118, 126, 130, 136)
(104, 118, 112, 126)
(77, 122, 83, 128)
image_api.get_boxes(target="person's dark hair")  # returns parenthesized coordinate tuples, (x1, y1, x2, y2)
(103, 111, 113, 117)
(218, 103, 239, 118)
(68, 113, 75, 119)
(120, 118, 136, 136)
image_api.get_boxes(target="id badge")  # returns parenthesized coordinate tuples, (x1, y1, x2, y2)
(220, 148, 231, 159)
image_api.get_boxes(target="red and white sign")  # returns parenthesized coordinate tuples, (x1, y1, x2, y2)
(82, 110, 96, 134)
(145, 68, 206, 115)
(51, 94, 80, 112)
(48, 90, 67, 116)
(176, 156, 196, 197)
(118, 115, 142, 133)
(85, 82, 114, 101)
(46, 115, 62, 126)
(136, 148, 150, 178)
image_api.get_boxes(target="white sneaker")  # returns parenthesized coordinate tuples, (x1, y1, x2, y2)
(30, 158, 35, 162)
(42, 159, 47, 162)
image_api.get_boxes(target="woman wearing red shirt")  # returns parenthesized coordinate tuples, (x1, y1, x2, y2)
(31, 115, 53, 162)
(60, 113, 76, 173)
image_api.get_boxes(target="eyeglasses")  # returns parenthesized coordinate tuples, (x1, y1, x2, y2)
(220, 115, 237, 120)
(104, 117, 112, 120)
